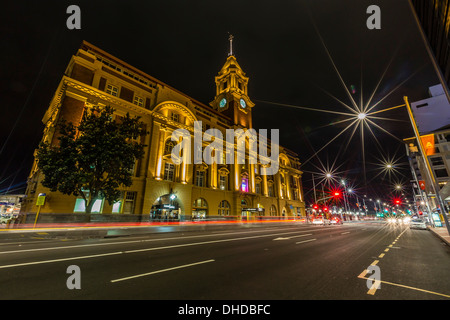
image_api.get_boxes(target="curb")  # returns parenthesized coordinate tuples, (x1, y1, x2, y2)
(429, 227, 450, 246)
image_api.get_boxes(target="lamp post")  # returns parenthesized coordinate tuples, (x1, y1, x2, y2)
(341, 180, 350, 220)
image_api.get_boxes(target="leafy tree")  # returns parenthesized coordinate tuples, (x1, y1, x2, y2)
(37, 106, 147, 214)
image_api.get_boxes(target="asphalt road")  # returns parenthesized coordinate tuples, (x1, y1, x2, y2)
(0, 221, 449, 301)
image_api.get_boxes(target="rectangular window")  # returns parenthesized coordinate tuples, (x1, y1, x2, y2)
(435, 168, 448, 178)
(171, 113, 179, 122)
(73, 198, 104, 213)
(292, 189, 298, 200)
(431, 157, 445, 166)
(241, 177, 249, 192)
(123, 191, 136, 214)
(255, 182, 261, 194)
(112, 201, 122, 213)
(106, 84, 119, 96)
(268, 184, 274, 197)
(164, 163, 175, 181)
(133, 95, 144, 107)
(196, 170, 206, 187)
(219, 175, 227, 190)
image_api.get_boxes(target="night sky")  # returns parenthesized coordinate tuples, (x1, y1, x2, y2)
(1, 1, 441, 204)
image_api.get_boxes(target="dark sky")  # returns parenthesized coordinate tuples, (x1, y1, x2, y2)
(1, 0, 440, 204)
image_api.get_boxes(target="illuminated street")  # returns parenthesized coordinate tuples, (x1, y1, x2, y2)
(0, 221, 449, 300)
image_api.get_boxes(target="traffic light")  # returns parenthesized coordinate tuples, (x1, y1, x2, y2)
(394, 199, 401, 205)
(323, 206, 329, 212)
(313, 204, 319, 210)
(334, 191, 341, 197)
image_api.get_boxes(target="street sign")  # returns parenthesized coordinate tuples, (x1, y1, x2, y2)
(34, 193, 46, 228)
(36, 193, 46, 206)
(419, 180, 426, 190)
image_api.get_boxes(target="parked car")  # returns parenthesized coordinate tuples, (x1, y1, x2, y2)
(409, 219, 428, 230)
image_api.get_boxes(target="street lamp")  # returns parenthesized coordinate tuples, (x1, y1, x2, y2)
(341, 180, 350, 218)
(358, 113, 367, 120)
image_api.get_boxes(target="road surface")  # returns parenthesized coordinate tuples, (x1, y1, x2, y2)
(0, 221, 449, 301)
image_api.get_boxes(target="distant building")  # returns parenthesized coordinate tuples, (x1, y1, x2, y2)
(0, 194, 24, 215)
(22, 41, 305, 219)
(404, 85, 450, 209)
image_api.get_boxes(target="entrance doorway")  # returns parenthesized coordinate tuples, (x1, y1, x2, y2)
(192, 198, 208, 220)
(150, 194, 180, 221)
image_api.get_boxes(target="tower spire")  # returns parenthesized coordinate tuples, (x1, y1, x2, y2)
(228, 33, 234, 56)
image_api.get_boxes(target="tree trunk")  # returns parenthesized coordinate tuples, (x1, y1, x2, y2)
(85, 197, 95, 214)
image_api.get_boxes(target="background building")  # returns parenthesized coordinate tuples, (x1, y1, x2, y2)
(404, 84, 450, 213)
(411, 0, 450, 99)
(21, 41, 305, 221)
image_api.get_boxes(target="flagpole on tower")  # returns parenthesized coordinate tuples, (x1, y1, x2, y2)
(228, 33, 234, 56)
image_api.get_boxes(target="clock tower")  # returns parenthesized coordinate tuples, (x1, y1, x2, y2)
(210, 35, 255, 128)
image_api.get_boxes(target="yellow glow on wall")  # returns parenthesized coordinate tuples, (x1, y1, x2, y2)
(156, 156, 162, 179)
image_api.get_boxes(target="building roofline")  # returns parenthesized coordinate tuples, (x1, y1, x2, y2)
(80, 40, 232, 121)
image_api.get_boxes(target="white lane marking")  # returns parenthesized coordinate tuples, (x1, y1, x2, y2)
(273, 234, 312, 240)
(0, 252, 122, 269)
(0, 227, 316, 255)
(0, 230, 317, 269)
(295, 239, 317, 244)
(111, 259, 215, 283)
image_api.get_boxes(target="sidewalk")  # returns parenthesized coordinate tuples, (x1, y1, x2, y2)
(429, 226, 450, 246)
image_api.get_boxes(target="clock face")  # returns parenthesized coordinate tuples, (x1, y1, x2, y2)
(219, 98, 227, 108)
(240, 98, 246, 108)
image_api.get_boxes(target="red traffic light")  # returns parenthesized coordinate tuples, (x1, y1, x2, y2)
(323, 206, 328, 212)
(394, 198, 402, 205)
(313, 204, 319, 210)
(330, 188, 342, 201)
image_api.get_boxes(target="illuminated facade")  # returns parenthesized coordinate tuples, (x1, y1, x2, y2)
(23, 41, 305, 219)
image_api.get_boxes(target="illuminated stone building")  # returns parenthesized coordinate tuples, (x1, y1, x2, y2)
(22, 41, 305, 220)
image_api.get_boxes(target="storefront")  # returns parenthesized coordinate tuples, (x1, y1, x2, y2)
(150, 194, 180, 221)
(241, 207, 265, 219)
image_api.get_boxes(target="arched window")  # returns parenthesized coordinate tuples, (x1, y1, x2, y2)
(164, 139, 175, 155)
(218, 200, 231, 216)
(241, 173, 249, 192)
